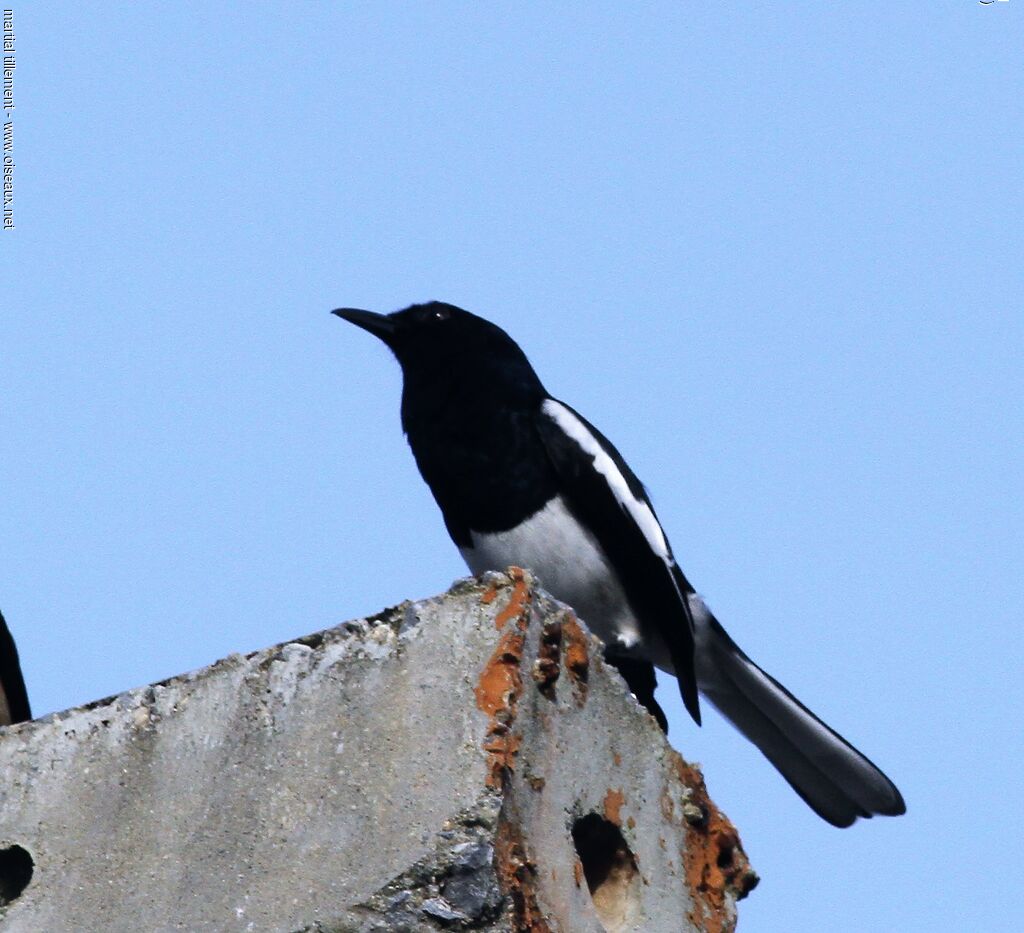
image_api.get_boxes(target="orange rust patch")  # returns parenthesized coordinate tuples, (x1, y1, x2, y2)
(475, 628, 525, 789)
(475, 628, 526, 719)
(669, 751, 758, 933)
(495, 816, 552, 932)
(482, 730, 522, 778)
(560, 612, 590, 704)
(573, 858, 584, 888)
(612, 751, 622, 767)
(494, 566, 531, 629)
(603, 788, 626, 827)
(626, 816, 636, 830)
(480, 586, 499, 605)
(475, 570, 534, 789)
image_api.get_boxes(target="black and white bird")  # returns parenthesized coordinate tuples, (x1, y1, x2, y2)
(333, 301, 905, 828)
(0, 609, 31, 727)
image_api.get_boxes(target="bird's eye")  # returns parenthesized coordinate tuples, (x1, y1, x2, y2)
(415, 305, 452, 324)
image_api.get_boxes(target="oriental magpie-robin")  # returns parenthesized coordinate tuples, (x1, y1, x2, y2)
(0, 609, 31, 726)
(333, 301, 905, 827)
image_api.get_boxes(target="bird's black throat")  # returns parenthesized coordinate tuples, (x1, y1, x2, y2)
(400, 362, 557, 545)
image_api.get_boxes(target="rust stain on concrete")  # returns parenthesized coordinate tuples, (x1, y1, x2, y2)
(480, 586, 499, 605)
(668, 752, 758, 933)
(475, 628, 526, 721)
(481, 730, 523, 783)
(475, 570, 533, 789)
(560, 612, 590, 704)
(495, 816, 552, 932)
(494, 567, 531, 629)
(603, 788, 626, 827)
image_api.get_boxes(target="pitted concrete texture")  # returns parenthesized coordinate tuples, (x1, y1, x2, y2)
(0, 569, 755, 932)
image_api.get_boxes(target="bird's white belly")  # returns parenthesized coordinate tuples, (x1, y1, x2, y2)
(459, 495, 645, 654)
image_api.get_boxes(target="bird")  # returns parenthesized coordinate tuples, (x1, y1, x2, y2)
(0, 609, 31, 726)
(333, 300, 906, 828)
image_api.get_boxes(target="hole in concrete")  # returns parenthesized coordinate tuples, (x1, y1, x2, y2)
(571, 813, 640, 931)
(0, 845, 33, 907)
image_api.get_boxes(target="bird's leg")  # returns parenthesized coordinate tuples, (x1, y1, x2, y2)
(603, 652, 668, 733)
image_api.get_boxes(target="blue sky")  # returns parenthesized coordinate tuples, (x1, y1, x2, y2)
(3, 3, 1022, 930)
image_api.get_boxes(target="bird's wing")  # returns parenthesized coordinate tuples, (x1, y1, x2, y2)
(0, 610, 31, 725)
(535, 398, 701, 724)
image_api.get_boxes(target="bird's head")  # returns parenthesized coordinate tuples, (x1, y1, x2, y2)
(332, 301, 545, 403)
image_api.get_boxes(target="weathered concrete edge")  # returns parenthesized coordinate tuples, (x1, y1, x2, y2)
(0, 569, 757, 932)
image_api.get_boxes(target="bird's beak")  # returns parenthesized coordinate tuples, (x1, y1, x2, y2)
(331, 308, 398, 342)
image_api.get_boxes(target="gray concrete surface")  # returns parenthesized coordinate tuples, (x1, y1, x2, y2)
(0, 569, 755, 932)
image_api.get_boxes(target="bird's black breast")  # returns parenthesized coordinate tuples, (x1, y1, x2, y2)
(404, 402, 558, 547)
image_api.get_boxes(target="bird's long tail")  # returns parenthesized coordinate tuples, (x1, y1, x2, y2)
(690, 597, 905, 828)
